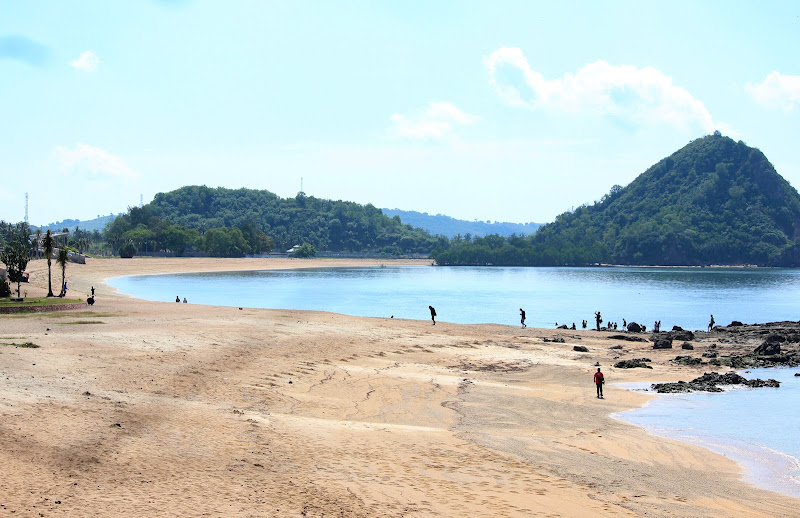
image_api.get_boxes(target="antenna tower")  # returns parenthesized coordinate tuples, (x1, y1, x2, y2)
(140, 194, 144, 208)
(25, 192, 29, 224)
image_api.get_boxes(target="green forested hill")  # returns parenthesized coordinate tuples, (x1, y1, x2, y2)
(433, 133, 800, 266)
(105, 186, 444, 256)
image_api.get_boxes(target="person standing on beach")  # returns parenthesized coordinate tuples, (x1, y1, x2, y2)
(429, 305, 437, 325)
(708, 314, 715, 332)
(520, 308, 526, 328)
(594, 368, 605, 399)
(594, 311, 602, 331)
(91, 286, 95, 297)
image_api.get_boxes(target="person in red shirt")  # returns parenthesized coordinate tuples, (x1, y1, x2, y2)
(594, 368, 605, 399)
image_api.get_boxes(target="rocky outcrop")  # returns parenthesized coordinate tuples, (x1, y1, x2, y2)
(681, 342, 694, 350)
(613, 358, 652, 369)
(672, 355, 702, 366)
(573, 345, 589, 352)
(627, 322, 642, 333)
(608, 334, 648, 342)
(652, 337, 673, 349)
(652, 371, 780, 393)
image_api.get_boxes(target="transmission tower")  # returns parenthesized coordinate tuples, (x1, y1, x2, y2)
(25, 192, 29, 224)
(140, 194, 144, 208)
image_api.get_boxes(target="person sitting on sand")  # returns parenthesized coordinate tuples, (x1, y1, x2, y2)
(594, 367, 605, 399)
(429, 305, 437, 325)
(520, 308, 526, 329)
(183, 297, 188, 303)
(176, 296, 180, 303)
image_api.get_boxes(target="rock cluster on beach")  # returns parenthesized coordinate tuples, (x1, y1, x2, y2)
(651, 371, 780, 393)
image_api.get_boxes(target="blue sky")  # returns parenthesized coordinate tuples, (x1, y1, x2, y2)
(1, 0, 799, 226)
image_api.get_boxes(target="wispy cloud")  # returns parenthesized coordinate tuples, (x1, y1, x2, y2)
(388, 102, 479, 140)
(70, 50, 100, 72)
(0, 35, 49, 66)
(486, 46, 722, 132)
(55, 143, 138, 180)
(745, 71, 800, 112)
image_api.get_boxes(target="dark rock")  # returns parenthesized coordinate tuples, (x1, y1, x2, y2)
(794, 373, 800, 376)
(710, 343, 717, 349)
(702, 351, 718, 358)
(670, 329, 695, 342)
(672, 355, 702, 366)
(573, 345, 589, 352)
(543, 336, 565, 343)
(729, 321, 744, 327)
(681, 342, 694, 350)
(557, 324, 569, 329)
(672, 326, 684, 331)
(609, 345, 624, 350)
(627, 322, 642, 333)
(652, 371, 781, 393)
(614, 358, 653, 369)
(754, 339, 782, 356)
(653, 337, 673, 349)
(608, 334, 648, 342)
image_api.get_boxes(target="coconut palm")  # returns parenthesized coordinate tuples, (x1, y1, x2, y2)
(56, 248, 69, 297)
(43, 229, 55, 297)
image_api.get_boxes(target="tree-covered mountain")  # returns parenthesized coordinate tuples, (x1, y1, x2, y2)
(34, 214, 120, 233)
(105, 186, 445, 257)
(381, 208, 540, 238)
(432, 133, 800, 266)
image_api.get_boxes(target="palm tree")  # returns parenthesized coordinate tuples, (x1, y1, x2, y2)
(56, 248, 69, 297)
(43, 229, 55, 297)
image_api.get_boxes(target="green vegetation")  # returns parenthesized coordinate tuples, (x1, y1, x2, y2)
(104, 186, 444, 257)
(0, 341, 39, 348)
(0, 297, 83, 307)
(432, 134, 800, 266)
(0, 222, 30, 298)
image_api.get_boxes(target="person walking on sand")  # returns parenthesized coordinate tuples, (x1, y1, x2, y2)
(429, 305, 437, 325)
(594, 367, 605, 399)
(708, 314, 715, 332)
(91, 286, 95, 297)
(520, 308, 526, 328)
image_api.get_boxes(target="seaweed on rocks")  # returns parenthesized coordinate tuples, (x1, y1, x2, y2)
(652, 371, 780, 393)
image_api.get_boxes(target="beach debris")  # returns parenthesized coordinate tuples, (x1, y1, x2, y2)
(542, 336, 565, 343)
(573, 345, 589, 352)
(614, 358, 653, 369)
(652, 371, 779, 393)
(681, 342, 694, 350)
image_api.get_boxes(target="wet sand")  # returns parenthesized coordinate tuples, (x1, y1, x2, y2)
(1, 257, 798, 516)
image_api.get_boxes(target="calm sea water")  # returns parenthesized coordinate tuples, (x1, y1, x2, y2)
(107, 265, 800, 331)
(617, 367, 800, 498)
(107, 265, 800, 497)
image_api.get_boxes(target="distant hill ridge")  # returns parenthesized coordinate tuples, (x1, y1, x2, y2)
(33, 214, 120, 233)
(381, 209, 540, 238)
(433, 133, 800, 266)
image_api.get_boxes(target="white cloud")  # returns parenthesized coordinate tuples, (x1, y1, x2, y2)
(55, 143, 137, 180)
(745, 71, 800, 112)
(486, 46, 721, 132)
(70, 50, 100, 72)
(388, 102, 479, 140)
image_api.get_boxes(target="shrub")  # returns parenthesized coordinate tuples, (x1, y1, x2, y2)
(119, 242, 137, 258)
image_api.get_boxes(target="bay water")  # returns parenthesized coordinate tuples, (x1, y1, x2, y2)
(108, 265, 800, 496)
(107, 265, 800, 331)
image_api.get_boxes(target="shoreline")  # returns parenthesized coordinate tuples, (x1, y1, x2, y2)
(2, 257, 799, 516)
(615, 372, 800, 499)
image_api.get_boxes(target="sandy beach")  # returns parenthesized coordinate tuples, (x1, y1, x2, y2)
(1, 257, 798, 517)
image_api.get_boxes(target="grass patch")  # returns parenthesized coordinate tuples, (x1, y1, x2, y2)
(59, 320, 105, 325)
(0, 341, 40, 348)
(0, 297, 83, 307)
